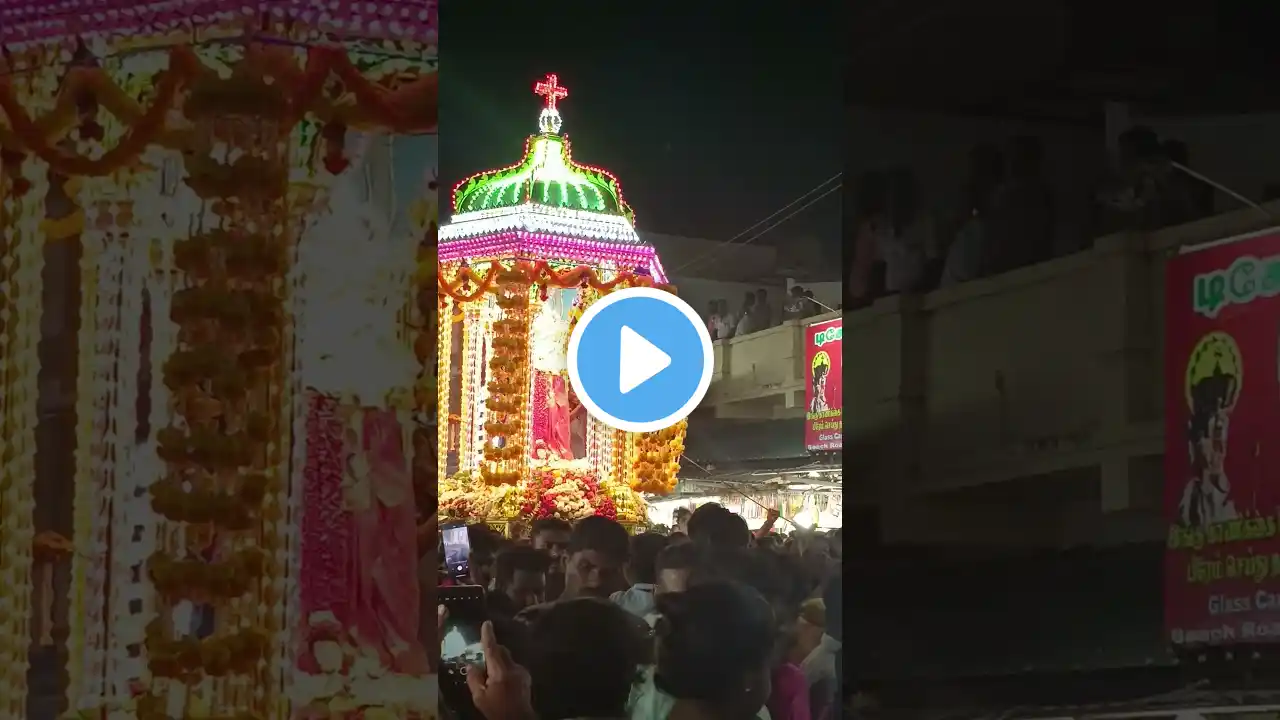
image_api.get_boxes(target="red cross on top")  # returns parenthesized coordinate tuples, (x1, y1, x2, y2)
(534, 73, 569, 111)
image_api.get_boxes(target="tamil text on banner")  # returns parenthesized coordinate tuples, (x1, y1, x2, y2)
(804, 317, 842, 451)
(1165, 228, 1280, 646)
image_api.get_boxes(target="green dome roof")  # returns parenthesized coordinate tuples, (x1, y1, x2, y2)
(451, 132, 633, 220)
(451, 74, 634, 222)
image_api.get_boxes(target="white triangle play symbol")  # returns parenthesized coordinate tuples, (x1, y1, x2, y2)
(619, 325, 671, 394)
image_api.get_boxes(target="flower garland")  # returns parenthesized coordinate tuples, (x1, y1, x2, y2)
(481, 269, 531, 485)
(630, 420, 685, 495)
(0, 45, 438, 178)
(438, 260, 670, 303)
(149, 66, 293, 720)
(520, 466, 617, 521)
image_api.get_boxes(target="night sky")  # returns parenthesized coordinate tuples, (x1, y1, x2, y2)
(440, 1, 843, 257)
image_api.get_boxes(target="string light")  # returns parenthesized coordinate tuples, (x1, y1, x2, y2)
(442, 203, 643, 244)
(0, 16, 439, 719)
(0, 155, 50, 720)
(438, 74, 682, 533)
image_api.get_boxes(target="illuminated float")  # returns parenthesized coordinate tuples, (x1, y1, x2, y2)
(0, 3, 438, 719)
(437, 74, 684, 536)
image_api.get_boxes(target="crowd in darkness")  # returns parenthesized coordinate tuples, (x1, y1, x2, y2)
(845, 126, 1217, 308)
(703, 286, 827, 342)
(441, 508, 844, 720)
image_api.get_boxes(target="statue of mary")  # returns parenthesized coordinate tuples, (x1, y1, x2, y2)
(529, 289, 575, 462)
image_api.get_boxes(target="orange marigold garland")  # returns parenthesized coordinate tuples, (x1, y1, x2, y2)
(481, 268, 532, 486)
(631, 420, 685, 495)
(439, 260, 671, 303)
(0, 45, 438, 178)
(149, 60, 293, 720)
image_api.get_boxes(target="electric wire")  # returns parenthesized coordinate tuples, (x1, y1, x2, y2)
(671, 174, 843, 273)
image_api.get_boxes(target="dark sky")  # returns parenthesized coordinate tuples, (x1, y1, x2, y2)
(441, 0, 843, 253)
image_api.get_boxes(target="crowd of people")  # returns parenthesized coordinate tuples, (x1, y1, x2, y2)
(846, 127, 1216, 308)
(704, 286, 827, 341)
(437, 505, 844, 720)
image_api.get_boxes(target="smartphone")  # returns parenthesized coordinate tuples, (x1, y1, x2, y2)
(441, 522, 471, 580)
(438, 584, 489, 719)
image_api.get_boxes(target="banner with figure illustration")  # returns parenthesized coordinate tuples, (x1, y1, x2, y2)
(804, 317, 842, 452)
(1165, 228, 1280, 646)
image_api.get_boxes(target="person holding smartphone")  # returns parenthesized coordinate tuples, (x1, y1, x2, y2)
(449, 599, 646, 720)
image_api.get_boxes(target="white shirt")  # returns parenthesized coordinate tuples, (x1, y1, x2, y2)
(875, 219, 927, 293)
(800, 634, 842, 688)
(735, 311, 754, 337)
(714, 313, 735, 339)
(628, 666, 771, 720)
(611, 584, 657, 619)
(941, 215, 985, 286)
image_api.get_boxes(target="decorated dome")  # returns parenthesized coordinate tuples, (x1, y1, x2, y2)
(451, 74, 634, 222)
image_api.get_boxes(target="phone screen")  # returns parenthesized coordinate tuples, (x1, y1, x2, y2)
(442, 522, 471, 579)
(439, 584, 489, 719)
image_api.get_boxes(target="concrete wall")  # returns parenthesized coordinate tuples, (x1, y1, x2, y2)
(843, 202, 1280, 548)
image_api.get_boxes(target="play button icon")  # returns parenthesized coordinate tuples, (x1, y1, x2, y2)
(568, 287, 714, 433)
(619, 326, 671, 394)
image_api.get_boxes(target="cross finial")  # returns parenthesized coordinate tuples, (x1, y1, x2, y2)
(534, 74, 568, 111)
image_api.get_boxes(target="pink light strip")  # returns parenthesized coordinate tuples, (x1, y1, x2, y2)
(439, 231, 666, 283)
(0, 0, 437, 46)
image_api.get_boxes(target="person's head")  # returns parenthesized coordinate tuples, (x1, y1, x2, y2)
(672, 506, 692, 534)
(713, 548, 799, 631)
(854, 170, 890, 221)
(493, 545, 551, 612)
(563, 515, 630, 598)
(812, 360, 829, 398)
(654, 581, 777, 719)
(798, 597, 825, 632)
(790, 285, 804, 298)
(800, 534, 837, 584)
(525, 598, 649, 720)
(1163, 139, 1189, 166)
(668, 530, 690, 544)
(687, 504, 751, 550)
(1118, 125, 1162, 167)
(755, 288, 768, 302)
(467, 525, 503, 587)
(887, 168, 918, 230)
(627, 532, 668, 586)
(1188, 364, 1237, 480)
(968, 142, 1005, 185)
(531, 517, 572, 567)
(654, 539, 706, 597)
(755, 533, 781, 552)
(741, 292, 755, 310)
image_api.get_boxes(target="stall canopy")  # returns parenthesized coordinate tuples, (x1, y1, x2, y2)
(852, 543, 1171, 681)
(682, 417, 812, 473)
